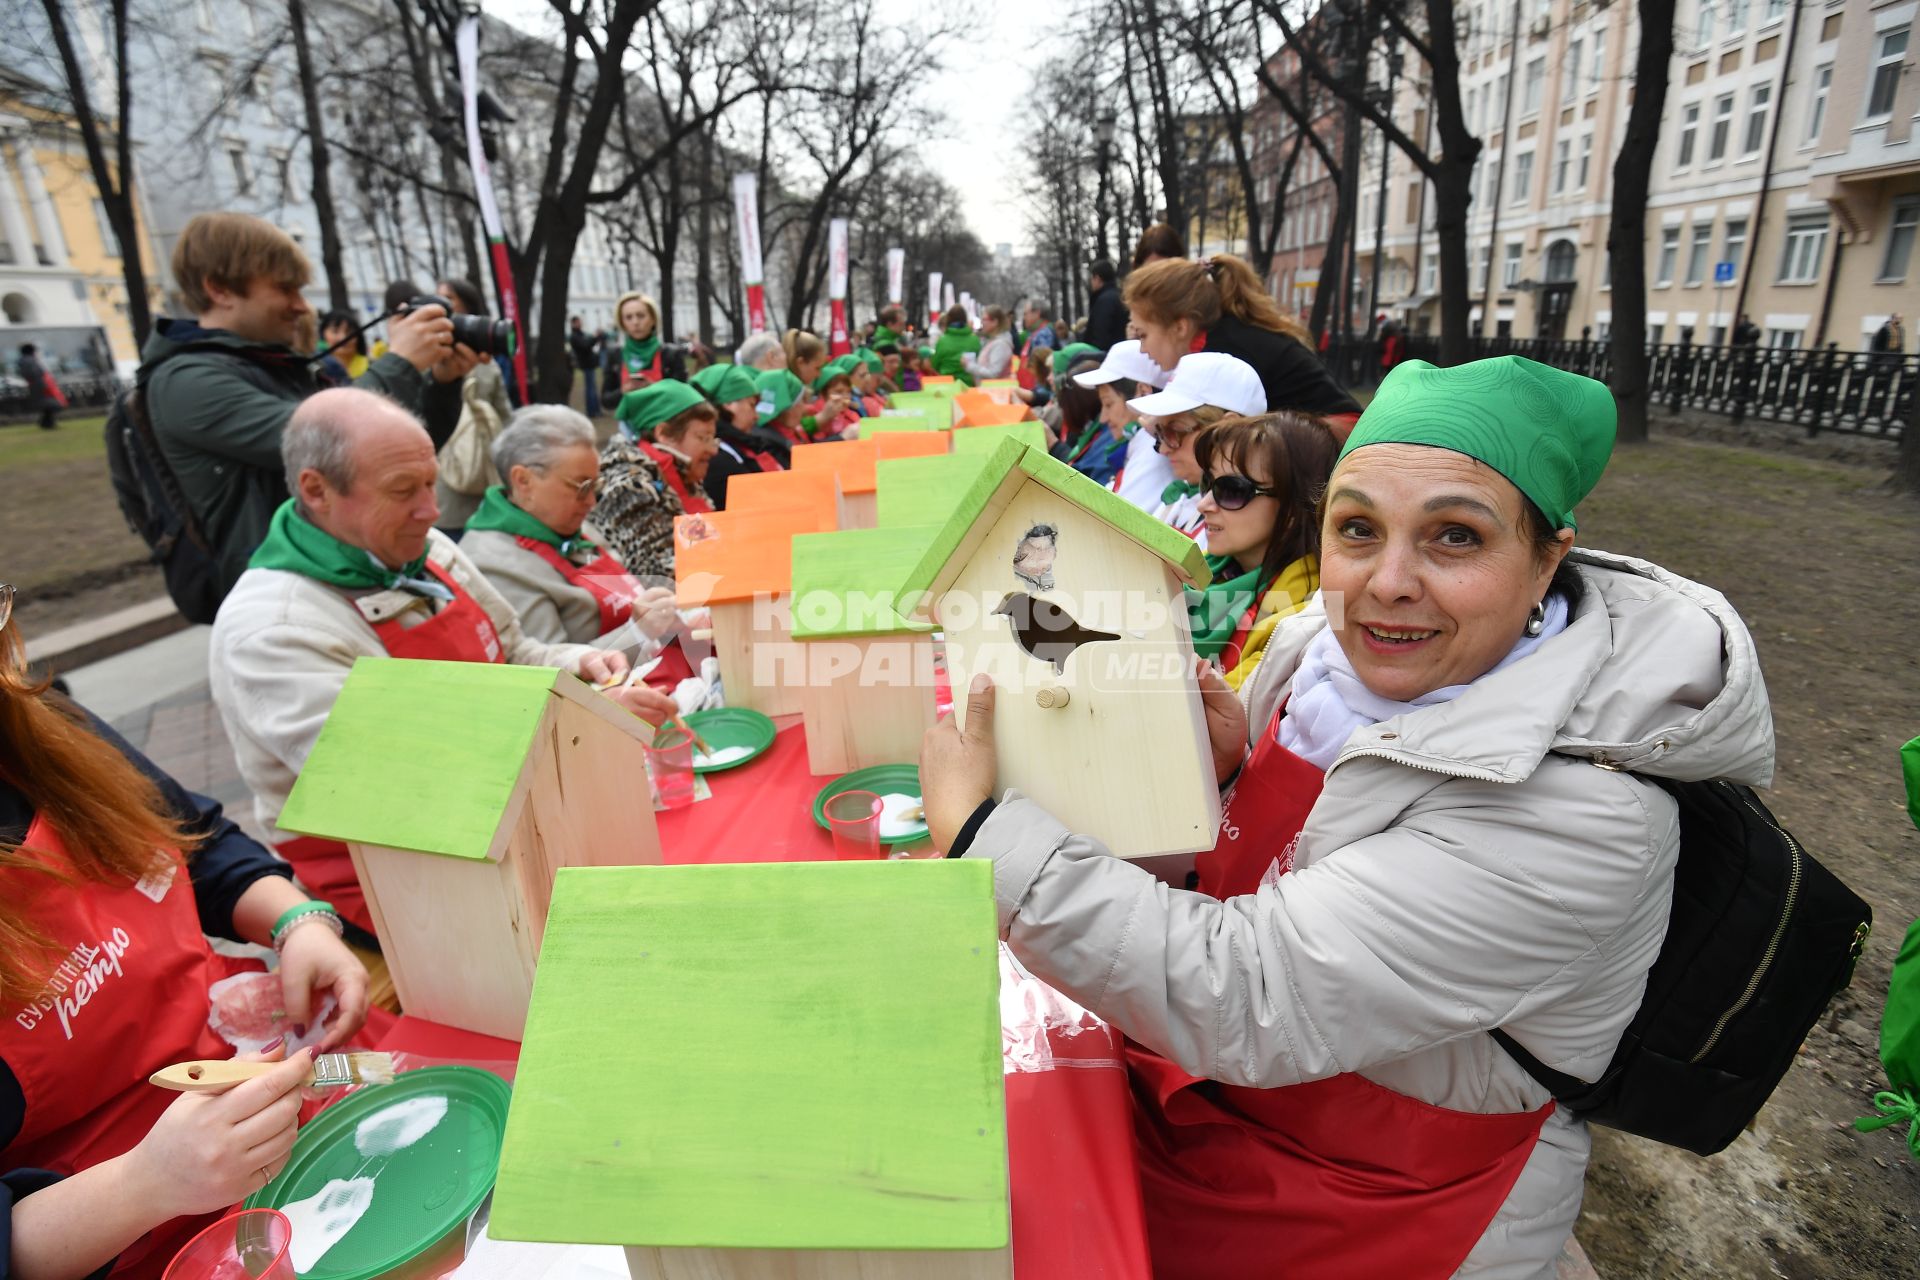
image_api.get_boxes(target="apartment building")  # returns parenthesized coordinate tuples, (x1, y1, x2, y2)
(1252, 37, 1349, 321)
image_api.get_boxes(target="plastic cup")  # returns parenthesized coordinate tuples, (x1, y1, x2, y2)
(164, 1209, 294, 1280)
(646, 725, 696, 810)
(825, 789, 884, 860)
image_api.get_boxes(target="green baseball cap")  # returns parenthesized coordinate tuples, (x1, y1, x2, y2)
(691, 362, 759, 404)
(615, 379, 707, 436)
(1338, 356, 1615, 530)
(755, 368, 805, 426)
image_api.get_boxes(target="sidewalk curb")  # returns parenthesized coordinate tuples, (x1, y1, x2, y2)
(23, 596, 189, 676)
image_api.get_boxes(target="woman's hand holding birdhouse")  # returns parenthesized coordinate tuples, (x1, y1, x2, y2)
(1195, 656, 1251, 784)
(921, 675, 1000, 853)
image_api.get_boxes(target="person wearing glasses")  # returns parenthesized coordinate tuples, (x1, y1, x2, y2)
(1183, 412, 1339, 692)
(1131, 353, 1269, 547)
(923, 357, 1773, 1279)
(0, 581, 374, 1278)
(459, 407, 682, 650)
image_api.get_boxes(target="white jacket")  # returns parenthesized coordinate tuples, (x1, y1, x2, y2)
(966, 549, 1774, 1278)
(209, 529, 599, 841)
(458, 526, 649, 651)
(961, 332, 1014, 381)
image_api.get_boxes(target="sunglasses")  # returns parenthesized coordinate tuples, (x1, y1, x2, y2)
(1202, 473, 1280, 511)
(1154, 425, 1193, 454)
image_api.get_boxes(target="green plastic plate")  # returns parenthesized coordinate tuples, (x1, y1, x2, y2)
(244, 1066, 510, 1279)
(812, 764, 929, 845)
(684, 707, 777, 773)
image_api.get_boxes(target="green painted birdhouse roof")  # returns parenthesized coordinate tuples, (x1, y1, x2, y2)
(951, 421, 1048, 454)
(789, 525, 943, 638)
(875, 453, 992, 529)
(277, 658, 646, 861)
(859, 412, 941, 433)
(490, 860, 1008, 1251)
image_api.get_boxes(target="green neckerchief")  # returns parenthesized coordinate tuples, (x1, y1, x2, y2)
(1185, 553, 1266, 659)
(622, 333, 662, 375)
(1161, 479, 1200, 505)
(465, 486, 600, 559)
(248, 499, 452, 599)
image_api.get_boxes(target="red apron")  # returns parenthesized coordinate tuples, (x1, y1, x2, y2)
(620, 348, 664, 394)
(0, 818, 257, 1277)
(1137, 702, 1555, 1279)
(515, 536, 643, 636)
(279, 562, 507, 935)
(634, 439, 713, 515)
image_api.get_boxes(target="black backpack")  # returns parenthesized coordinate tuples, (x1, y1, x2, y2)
(104, 354, 225, 625)
(1494, 776, 1872, 1156)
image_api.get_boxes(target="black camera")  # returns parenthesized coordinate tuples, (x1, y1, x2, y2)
(401, 296, 516, 356)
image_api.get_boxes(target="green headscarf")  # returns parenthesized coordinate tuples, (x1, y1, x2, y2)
(755, 368, 805, 426)
(1186, 554, 1266, 660)
(249, 499, 449, 597)
(1051, 342, 1101, 380)
(854, 347, 885, 373)
(1339, 356, 1615, 530)
(691, 362, 760, 405)
(621, 331, 662, 378)
(464, 485, 601, 558)
(812, 355, 859, 393)
(616, 379, 708, 438)
(917, 345, 935, 360)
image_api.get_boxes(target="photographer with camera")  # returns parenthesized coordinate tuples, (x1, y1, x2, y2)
(428, 276, 519, 533)
(136, 215, 480, 610)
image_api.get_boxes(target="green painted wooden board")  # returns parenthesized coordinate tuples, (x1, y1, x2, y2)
(490, 861, 1008, 1251)
(789, 526, 943, 638)
(876, 453, 991, 529)
(952, 422, 1046, 455)
(860, 413, 940, 433)
(277, 658, 561, 860)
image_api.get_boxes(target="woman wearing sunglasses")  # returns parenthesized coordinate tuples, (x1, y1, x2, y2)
(1131, 352, 1269, 547)
(460, 406, 682, 650)
(1185, 413, 1338, 690)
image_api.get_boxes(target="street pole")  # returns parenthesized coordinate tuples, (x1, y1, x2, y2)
(1480, 0, 1525, 340)
(1095, 111, 1117, 266)
(1366, 47, 1402, 341)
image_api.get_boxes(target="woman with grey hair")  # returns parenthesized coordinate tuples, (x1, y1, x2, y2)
(733, 331, 786, 371)
(460, 405, 680, 648)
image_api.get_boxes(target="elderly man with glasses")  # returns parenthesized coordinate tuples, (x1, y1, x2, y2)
(207, 388, 674, 940)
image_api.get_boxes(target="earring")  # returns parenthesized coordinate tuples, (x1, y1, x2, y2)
(1525, 601, 1546, 637)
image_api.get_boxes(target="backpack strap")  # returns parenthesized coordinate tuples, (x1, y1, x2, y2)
(1488, 1028, 1588, 1102)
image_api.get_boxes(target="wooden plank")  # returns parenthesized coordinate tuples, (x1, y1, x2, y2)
(868, 430, 950, 460)
(950, 423, 1046, 455)
(278, 659, 559, 861)
(797, 637, 940, 775)
(789, 527, 941, 639)
(491, 861, 1008, 1254)
(624, 1245, 1010, 1279)
(720, 469, 841, 528)
(708, 597, 804, 717)
(857, 414, 941, 435)
(789, 438, 881, 493)
(675, 507, 837, 608)
(954, 403, 1037, 429)
(875, 454, 991, 530)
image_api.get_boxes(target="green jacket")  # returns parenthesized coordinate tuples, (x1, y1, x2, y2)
(931, 324, 980, 386)
(140, 318, 461, 598)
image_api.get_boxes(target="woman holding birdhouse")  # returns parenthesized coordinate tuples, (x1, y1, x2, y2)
(0, 583, 372, 1279)
(923, 356, 1775, 1280)
(596, 382, 720, 581)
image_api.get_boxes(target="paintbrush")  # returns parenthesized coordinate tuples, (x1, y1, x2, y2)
(150, 1052, 397, 1092)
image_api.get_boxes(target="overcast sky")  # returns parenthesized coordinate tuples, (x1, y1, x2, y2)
(489, 0, 1045, 254)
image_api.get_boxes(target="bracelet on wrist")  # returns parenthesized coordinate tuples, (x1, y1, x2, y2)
(270, 901, 342, 952)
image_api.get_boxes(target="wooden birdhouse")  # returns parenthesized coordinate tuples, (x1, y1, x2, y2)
(876, 454, 991, 529)
(954, 400, 1038, 429)
(674, 503, 836, 717)
(952, 421, 1048, 455)
(870, 428, 951, 461)
(859, 411, 944, 436)
(275, 659, 661, 1040)
(790, 525, 942, 776)
(790, 437, 882, 529)
(899, 438, 1219, 859)
(490, 860, 1011, 1280)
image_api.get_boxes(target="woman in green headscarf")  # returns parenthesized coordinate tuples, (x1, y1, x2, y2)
(693, 362, 787, 508)
(596, 380, 718, 579)
(614, 291, 688, 392)
(931, 305, 981, 385)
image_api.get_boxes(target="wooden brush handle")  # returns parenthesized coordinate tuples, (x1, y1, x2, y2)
(149, 1060, 278, 1092)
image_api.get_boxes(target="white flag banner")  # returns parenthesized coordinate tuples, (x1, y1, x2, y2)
(886, 248, 905, 305)
(942, 281, 956, 309)
(928, 271, 943, 320)
(828, 219, 849, 300)
(732, 173, 768, 333)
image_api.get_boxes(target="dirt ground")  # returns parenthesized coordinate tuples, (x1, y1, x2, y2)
(1569, 430, 1920, 1278)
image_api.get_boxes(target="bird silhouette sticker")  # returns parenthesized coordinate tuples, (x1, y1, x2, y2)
(993, 592, 1122, 675)
(1011, 524, 1058, 591)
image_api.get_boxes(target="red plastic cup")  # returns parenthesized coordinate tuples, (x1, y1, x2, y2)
(825, 789, 884, 860)
(164, 1209, 294, 1280)
(646, 724, 696, 810)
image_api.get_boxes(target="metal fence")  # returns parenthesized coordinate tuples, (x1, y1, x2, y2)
(0, 372, 126, 423)
(1322, 336, 1915, 439)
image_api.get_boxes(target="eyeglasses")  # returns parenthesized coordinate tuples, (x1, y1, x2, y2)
(1202, 473, 1280, 511)
(1154, 425, 1193, 455)
(0, 582, 12, 634)
(535, 468, 597, 499)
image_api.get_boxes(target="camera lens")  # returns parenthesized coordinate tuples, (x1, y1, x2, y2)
(450, 313, 515, 356)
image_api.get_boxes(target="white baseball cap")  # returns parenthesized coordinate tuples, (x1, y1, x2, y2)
(1127, 352, 1266, 418)
(1073, 340, 1169, 390)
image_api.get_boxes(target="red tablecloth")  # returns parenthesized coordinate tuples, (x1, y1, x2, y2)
(653, 718, 846, 862)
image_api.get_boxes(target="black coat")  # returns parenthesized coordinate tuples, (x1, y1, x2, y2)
(1084, 283, 1130, 351)
(703, 424, 791, 509)
(1205, 316, 1363, 417)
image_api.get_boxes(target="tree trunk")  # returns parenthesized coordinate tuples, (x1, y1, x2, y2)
(1422, 0, 1479, 363)
(1898, 369, 1920, 492)
(1609, 0, 1677, 443)
(288, 0, 350, 310)
(695, 130, 716, 345)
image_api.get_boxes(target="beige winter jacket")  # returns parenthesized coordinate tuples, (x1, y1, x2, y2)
(209, 529, 600, 842)
(965, 548, 1775, 1279)
(458, 526, 654, 651)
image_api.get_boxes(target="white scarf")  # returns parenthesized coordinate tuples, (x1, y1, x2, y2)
(1276, 594, 1571, 771)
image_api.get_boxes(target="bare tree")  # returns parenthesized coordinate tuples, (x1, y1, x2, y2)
(1607, 0, 1677, 443)
(286, 0, 349, 310)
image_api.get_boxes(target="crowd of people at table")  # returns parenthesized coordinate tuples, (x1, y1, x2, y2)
(0, 209, 1774, 1280)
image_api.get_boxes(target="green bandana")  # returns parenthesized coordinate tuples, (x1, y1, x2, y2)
(1051, 342, 1101, 379)
(691, 363, 759, 405)
(249, 499, 449, 598)
(621, 332, 662, 377)
(755, 368, 804, 426)
(465, 486, 600, 558)
(1160, 478, 1200, 505)
(617, 379, 707, 437)
(1185, 554, 1266, 659)
(1340, 356, 1615, 530)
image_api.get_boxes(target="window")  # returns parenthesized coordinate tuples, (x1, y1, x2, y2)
(1649, 323, 1665, 344)
(1696, 0, 1714, 46)
(1725, 0, 1747, 36)
(91, 199, 120, 258)
(1686, 223, 1714, 285)
(1764, 0, 1785, 21)
(1722, 217, 1748, 279)
(1777, 213, 1829, 283)
(1421, 250, 1438, 293)
(1590, 28, 1606, 88)
(273, 148, 300, 202)
(1657, 226, 1681, 284)
(1676, 103, 1700, 169)
(1552, 138, 1572, 194)
(1512, 150, 1534, 203)
(1503, 241, 1523, 287)
(1707, 94, 1734, 162)
(1493, 72, 1510, 121)
(1866, 28, 1909, 121)
(1881, 198, 1920, 282)
(1769, 328, 1800, 350)
(1742, 84, 1771, 157)
(225, 143, 252, 196)
(1565, 40, 1584, 103)
(1522, 57, 1546, 114)
(1476, 242, 1492, 290)
(1804, 64, 1831, 145)
(1576, 133, 1593, 188)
